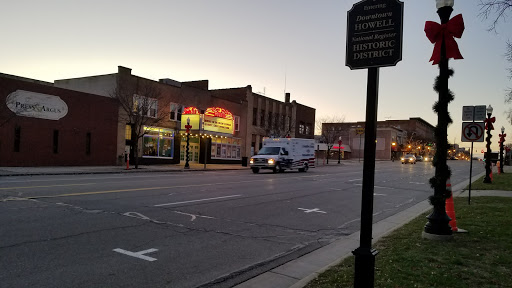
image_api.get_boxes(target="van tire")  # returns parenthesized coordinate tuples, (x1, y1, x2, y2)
(252, 168, 260, 174)
(273, 163, 282, 173)
(299, 163, 308, 172)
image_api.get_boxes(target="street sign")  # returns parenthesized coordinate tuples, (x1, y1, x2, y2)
(356, 128, 365, 135)
(474, 105, 487, 121)
(346, 0, 404, 70)
(462, 106, 474, 121)
(462, 105, 486, 121)
(461, 122, 485, 142)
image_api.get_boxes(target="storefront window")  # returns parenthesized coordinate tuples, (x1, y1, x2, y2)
(142, 126, 174, 158)
(210, 136, 241, 160)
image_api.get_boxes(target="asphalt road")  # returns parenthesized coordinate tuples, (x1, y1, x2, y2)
(0, 160, 484, 288)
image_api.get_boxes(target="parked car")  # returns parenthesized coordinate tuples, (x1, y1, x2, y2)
(401, 154, 416, 164)
(423, 155, 432, 161)
(415, 155, 423, 162)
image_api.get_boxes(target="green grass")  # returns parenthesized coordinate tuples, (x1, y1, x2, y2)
(467, 172, 512, 191)
(304, 197, 512, 288)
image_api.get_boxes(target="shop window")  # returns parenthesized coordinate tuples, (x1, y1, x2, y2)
(170, 103, 183, 121)
(133, 94, 158, 118)
(14, 126, 20, 152)
(234, 115, 240, 131)
(86, 132, 91, 155)
(53, 130, 59, 154)
(142, 126, 174, 158)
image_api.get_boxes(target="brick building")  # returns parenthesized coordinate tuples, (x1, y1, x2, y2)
(0, 73, 119, 166)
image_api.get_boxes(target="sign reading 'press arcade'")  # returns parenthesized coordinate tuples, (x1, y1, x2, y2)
(346, 0, 404, 70)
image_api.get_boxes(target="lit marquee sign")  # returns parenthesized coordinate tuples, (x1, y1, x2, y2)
(204, 107, 234, 134)
(183, 106, 200, 115)
(180, 106, 201, 130)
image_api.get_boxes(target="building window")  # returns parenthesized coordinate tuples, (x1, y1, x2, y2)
(133, 94, 158, 118)
(260, 110, 265, 128)
(170, 103, 183, 121)
(234, 115, 240, 131)
(305, 123, 311, 135)
(53, 130, 59, 154)
(299, 122, 305, 134)
(86, 132, 91, 155)
(14, 126, 20, 152)
(253, 108, 258, 126)
(142, 126, 174, 158)
(268, 112, 273, 129)
(125, 125, 132, 140)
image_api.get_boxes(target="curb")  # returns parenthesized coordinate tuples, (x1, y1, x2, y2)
(0, 167, 250, 177)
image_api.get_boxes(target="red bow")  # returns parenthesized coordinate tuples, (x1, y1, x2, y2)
(424, 14, 465, 65)
(484, 117, 495, 130)
(500, 134, 507, 142)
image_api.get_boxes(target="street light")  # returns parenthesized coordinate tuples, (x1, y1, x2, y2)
(500, 126, 506, 174)
(483, 105, 494, 183)
(338, 136, 342, 164)
(423, 0, 457, 239)
(184, 117, 192, 169)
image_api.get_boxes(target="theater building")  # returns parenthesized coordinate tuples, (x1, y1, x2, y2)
(0, 73, 119, 166)
(1, 66, 316, 167)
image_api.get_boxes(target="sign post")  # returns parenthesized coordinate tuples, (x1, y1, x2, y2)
(461, 105, 486, 204)
(347, 1, 403, 287)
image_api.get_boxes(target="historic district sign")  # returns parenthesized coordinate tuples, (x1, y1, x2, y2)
(346, 0, 404, 70)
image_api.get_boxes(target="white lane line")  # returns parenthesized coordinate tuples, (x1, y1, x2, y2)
(113, 248, 158, 261)
(409, 182, 425, 185)
(353, 184, 395, 190)
(348, 178, 362, 182)
(154, 195, 241, 207)
(173, 211, 215, 221)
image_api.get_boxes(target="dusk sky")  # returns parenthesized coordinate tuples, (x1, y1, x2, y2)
(2, 0, 511, 155)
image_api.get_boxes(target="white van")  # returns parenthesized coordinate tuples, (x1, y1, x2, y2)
(249, 138, 315, 173)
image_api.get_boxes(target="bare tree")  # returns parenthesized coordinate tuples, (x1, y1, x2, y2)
(110, 80, 170, 168)
(480, 0, 512, 124)
(316, 115, 346, 164)
(266, 112, 295, 138)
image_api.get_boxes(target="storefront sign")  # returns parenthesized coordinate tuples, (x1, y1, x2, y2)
(346, 0, 404, 70)
(6, 90, 69, 120)
(180, 114, 201, 130)
(203, 116, 233, 134)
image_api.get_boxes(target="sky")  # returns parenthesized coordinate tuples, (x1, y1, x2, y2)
(1, 0, 511, 156)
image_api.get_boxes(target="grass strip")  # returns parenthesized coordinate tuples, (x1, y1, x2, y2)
(304, 197, 512, 288)
(467, 172, 512, 191)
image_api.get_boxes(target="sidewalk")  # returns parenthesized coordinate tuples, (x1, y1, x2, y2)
(235, 171, 512, 288)
(0, 163, 249, 177)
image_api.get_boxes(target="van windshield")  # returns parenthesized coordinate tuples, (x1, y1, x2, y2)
(257, 147, 281, 155)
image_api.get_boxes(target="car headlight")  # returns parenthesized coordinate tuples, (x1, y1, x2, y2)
(268, 158, 275, 165)
(401, 158, 404, 161)
(424, 157, 428, 161)
(250, 158, 254, 164)
(410, 158, 414, 161)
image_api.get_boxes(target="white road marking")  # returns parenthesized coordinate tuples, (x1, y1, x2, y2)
(348, 178, 362, 182)
(298, 208, 327, 214)
(374, 193, 387, 196)
(113, 248, 158, 262)
(409, 182, 425, 185)
(154, 195, 241, 207)
(329, 188, 343, 191)
(353, 184, 395, 190)
(173, 211, 215, 221)
(122, 212, 166, 224)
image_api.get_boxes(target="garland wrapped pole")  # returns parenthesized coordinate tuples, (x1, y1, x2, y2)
(423, 0, 464, 240)
(483, 107, 495, 182)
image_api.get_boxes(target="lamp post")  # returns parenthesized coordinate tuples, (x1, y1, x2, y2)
(422, 0, 455, 239)
(500, 126, 505, 174)
(338, 136, 342, 164)
(483, 105, 494, 183)
(184, 117, 192, 169)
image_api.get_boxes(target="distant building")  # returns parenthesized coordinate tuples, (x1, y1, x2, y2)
(320, 118, 435, 160)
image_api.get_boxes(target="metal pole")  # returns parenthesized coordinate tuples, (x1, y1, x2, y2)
(483, 112, 492, 183)
(469, 142, 473, 205)
(359, 134, 362, 163)
(204, 137, 207, 170)
(353, 67, 379, 288)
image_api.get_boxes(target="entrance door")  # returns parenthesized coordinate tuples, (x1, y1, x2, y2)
(180, 141, 199, 163)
